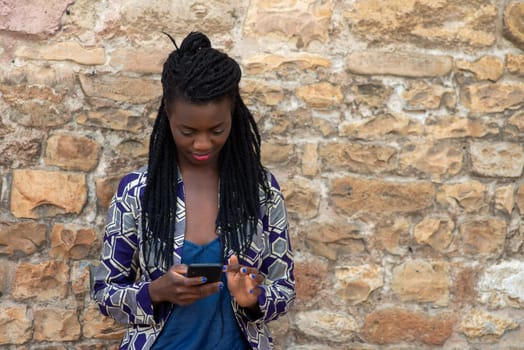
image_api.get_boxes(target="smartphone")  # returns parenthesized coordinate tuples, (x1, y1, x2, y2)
(187, 263, 223, 283)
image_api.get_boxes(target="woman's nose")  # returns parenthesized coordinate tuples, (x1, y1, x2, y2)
(193, 133, 212, 150)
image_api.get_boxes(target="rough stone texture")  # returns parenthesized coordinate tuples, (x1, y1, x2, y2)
(10, 170, 87, 218)
(462, 83, 524, 113)
(456, 56, 504, 81)
(76, 110, 148, 133)
(296, 82, 343, 109)
(425, 115, 498, 140)
(34, 307, 81, 341)
(332, 177, 435, 214)
(50, 224, 99, 260)
(414, 217, 454, 252)
(460, 309, 518, 342)
(399, 141, 463, 180)
(302, 143, 319, 176)
(82, 305, 126, 340)
(110, 46, 170, 73)
(469, 141, 524, 178)
(95, 175, 122, 208)
(507, 54, 524, 77)
(79, 74, 161, 103)
(0, 137, 42, 168)
(345, 0, 497, 47)
(244, 0, 333, 46)
(244, 53, 332, 75)
(459, 219, 507, 255)
(282, 177, 320, 219)
(347, 51, 453, 77)
(375, 217, 410, 256)
(478, 260, 524, 308)
(402, 82, 455, 110)
(241, 79, 285, 106)
(293, 254, 329, 301)
(0, 306, 32, 345)
(320, 141, 397, 174)
(334, 264, 383, 305)
(503, 2, 524, 50)
(0, 0, 73, 35)
(45, 133, 101, 171)
(391, 260, 450, 306)
(339, 114, 423, 139)
(15, 41, 105, 65)
(495, 184, 515, 216)
(0, 222, 47, 256)
(12, 261, 69, 301)
(305, 221, 364, 260)
(361, 308, 454, 345)
(295, 310, 357, 342)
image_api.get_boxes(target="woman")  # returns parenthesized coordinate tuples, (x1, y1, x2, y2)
(92, 31, 295, 350)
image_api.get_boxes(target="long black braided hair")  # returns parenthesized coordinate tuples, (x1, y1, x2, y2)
(142, 32, 269, 271)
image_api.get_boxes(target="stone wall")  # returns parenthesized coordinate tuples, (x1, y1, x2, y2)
(0, 0, 523, 349)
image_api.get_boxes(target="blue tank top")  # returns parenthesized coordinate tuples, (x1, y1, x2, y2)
(151, 238, 250, 350)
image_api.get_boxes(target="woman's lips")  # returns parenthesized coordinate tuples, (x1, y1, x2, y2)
(192, 153, 210, 161)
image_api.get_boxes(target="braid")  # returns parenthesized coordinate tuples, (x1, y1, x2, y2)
(142, 32, 269, 270)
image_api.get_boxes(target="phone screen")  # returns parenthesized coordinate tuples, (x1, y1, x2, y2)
(187, 263, 223, 283)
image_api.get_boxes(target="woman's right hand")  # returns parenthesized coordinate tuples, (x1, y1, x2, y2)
(148, 264, 222, 306)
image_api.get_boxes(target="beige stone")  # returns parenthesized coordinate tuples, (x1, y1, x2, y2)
(331, 177, 435, 214)
(508, 110, 524, 133)
(82, 305, 126, 340)
(402, 82, 454, 110)
(460, 219, 506, 255)
(345, 0, 496, 47)
(460, 309, 518, 341)
(261, 143, 293, 165)
(96, 175, 122, 208)
(244, 0, 333, 46)
(12, 261, 69, 301)
(243, 53, 331, 75)
(517, 184, 524, 215)
(361, 308, 454, 345)
(0, 63, 76, 89)
(79, 74, 161, 104)
(334, 264, 383, 305)
(241, 79, 284, 106)
(437, 181, 488, 214)
(507, 54, 524, 77)
(34, 308, 81, 341)
(503, 2, 524, 49)
(346, 51, 453, 77)
(0, 306, 32, 345)
(76, 110, 147, 133)
(399, 141, 463, 180)
(296, 82, 343, 109)
(0, 222, 47, 256)
(392, 260, 450, 306)
(462, 83, 524, 113)
(0, 0, 72, 35)
(376, 217, 410, 256)
(10, 170, 87, 218)
(456, 56, 504, 81)
(425, 115, 498, 139)
(495, 184, 515, 216)
(295, 310, 357, 341)
(305, 221, 364, 260)
(50, 224, 99, 260)
(282, 177, 320, 219)
(117, 138, 149, 159)
(294, 254, 329, 301)
(302, 143, 319, 176)
(414, 217, 454, 252)
(71, 261, 91, 297)
(45, 133, 101, 171)
(319, 141, 397, 174)
(470, 141, 524, 178)
(110, 46, 171, 74)
(351, 82, 392, 109)
(15, 41, 105, 65)
(339, 114, 423, 139)
(0, 137, 42, 168)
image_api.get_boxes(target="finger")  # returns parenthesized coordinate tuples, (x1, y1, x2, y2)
(248, 286, 262, 298)
(226, 255, 242, 273)
(171, 264, 188, 275)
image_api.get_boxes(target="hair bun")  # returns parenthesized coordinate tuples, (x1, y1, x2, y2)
(178, 31, 211, 55)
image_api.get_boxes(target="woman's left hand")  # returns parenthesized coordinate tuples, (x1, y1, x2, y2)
(224, 255, 263, 308)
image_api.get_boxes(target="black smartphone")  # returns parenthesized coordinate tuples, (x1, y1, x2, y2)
(187, 263, 223, 283)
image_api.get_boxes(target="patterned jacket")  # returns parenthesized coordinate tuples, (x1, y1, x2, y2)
(92, 167, 295, 350)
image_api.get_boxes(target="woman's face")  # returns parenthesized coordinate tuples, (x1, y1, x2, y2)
(167, 97, 232, 169)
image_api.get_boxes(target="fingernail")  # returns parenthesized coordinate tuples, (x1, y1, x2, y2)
(219, 282, 224, 290)
(250, 274, 256, 279)
(249, 289, 253, 294)
(201, 277, 207, 283)
(241, 267, 247, 273)
(222, 265, 227, 271)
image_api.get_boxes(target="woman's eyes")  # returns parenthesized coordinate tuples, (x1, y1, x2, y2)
(180, 129, 224, 136)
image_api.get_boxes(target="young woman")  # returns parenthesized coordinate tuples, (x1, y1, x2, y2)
(92, 32, 295, 350)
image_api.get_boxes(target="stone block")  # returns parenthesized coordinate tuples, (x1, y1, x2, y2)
(334, 264, 383, 305)
(295, 310, 357, 342)
(339, 114, 423, 139)
(281, 177, 320, 219)
(45, 133, 101, 171)
(470, 141, 524, 178)
(76, 110, 147, 133)
(319, 142, 397, 174)
(79, 74, 161, 104)
(296, 82, 343, 109)
(110, 46, 171, 74)
(462, 82, 524, 113)
(460, 309, 518, 342)
(424, 115, 498, 139)
(243, 53, 331, 76)
(503, 2, 524, 49)
(12, 261, 69, 301)
(460, 218, 507, 255)
(33, 307, 81, 341)
(81, 305, 126, 340)
(15, 41, 105, 65)
(305, 221, 364, 261)
(507, 54, 524, 77)
(414, 217, 454, 252)
(0, 305, 32, 345)
(478, 260, 524, 308)
(456, 56, 504, 81)
(437, 180, 488, 214)
(0, 222, 47, 256)
(293, 254, 328, 301)
(50, 224, 99, 260)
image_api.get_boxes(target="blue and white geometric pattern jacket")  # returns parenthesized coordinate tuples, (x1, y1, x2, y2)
(92, 167, 295, 350)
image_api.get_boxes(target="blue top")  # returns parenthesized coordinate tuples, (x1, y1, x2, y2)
(151, 238, 250, 350)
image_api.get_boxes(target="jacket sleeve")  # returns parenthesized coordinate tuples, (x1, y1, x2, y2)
(238, 173, 295, 323)
(92, 172, 160, 326)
